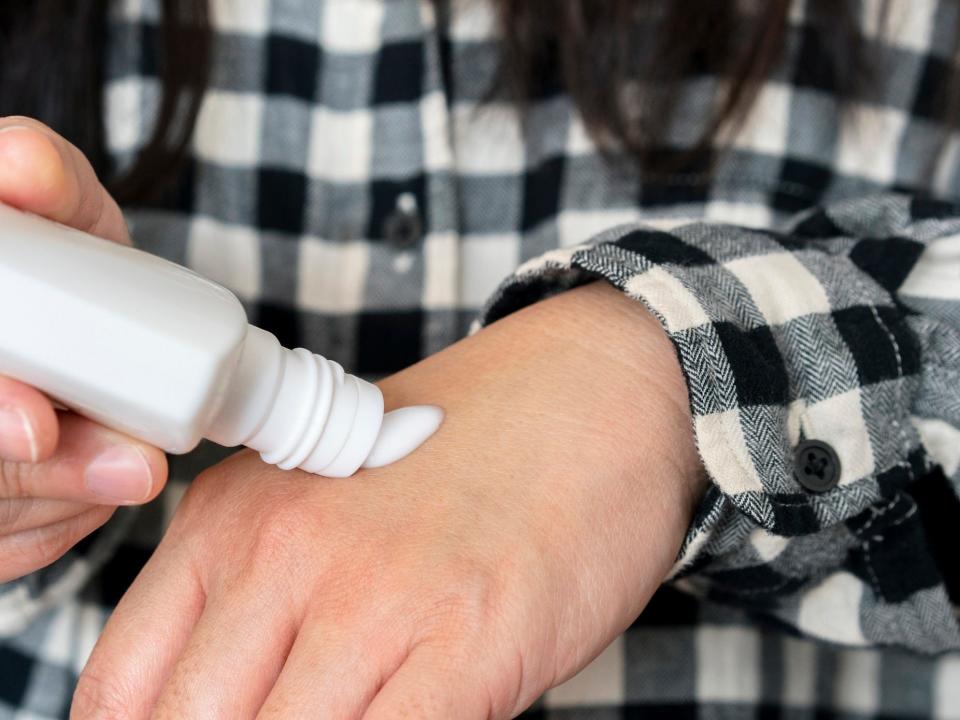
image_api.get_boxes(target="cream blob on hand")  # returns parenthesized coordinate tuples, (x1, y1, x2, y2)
(363, 405, 444, 469)
(0, 203, 441, 477)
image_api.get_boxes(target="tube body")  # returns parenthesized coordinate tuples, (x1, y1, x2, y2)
(0, 204, 246, 453)
(0, 204, 416, 477)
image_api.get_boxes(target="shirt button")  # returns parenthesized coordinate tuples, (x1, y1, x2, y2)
(383, 192, 422, 249)
(793, 440, 841, 493)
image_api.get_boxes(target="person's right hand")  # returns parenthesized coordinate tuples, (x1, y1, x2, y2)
(0, 116, 168, 583)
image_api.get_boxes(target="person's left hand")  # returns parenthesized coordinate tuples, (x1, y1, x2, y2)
(71, 283, 706, 719)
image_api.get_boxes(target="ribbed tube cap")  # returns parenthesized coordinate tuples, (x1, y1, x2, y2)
(206, 326, 384, 477)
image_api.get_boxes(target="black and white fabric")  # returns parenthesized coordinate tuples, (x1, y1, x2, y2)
(482, 195, 960, 653)
(2, 0, 960, 717)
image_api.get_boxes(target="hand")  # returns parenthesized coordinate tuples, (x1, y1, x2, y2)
(73, 283, 705, 719)
(0, 117, 168, 583)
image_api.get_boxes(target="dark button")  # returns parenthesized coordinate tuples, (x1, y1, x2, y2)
(383, 193, 422, 249)
(793, 440, 841, 493)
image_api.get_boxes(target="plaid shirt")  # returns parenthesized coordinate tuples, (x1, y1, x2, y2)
(2, 0, 960, 717)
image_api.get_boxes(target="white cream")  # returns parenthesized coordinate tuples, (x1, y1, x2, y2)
(363, 405, 444, 469)
(0, 203, 440, 478)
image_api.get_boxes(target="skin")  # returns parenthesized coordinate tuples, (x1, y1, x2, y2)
(0, 116, 706, 717)
(0, 117, 168, 583)
(72, 282, 706, 718)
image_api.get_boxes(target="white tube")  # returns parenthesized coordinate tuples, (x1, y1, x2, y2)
(0, 204, 441, 477)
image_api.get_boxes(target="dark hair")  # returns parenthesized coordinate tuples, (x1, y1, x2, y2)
(0, 0, 210, 205)
(494, 0, 868, 172)
(496, 1, 960, 177)
(0, 1, 950, 202)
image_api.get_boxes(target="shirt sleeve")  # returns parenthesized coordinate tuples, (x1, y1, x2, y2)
(477, 194, 960, 654)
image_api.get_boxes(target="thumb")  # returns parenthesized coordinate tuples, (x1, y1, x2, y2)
(0, 116, 129, 244)
(0, 412, 169, 505)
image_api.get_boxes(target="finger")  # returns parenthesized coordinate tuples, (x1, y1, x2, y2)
(0, 117, 129, 244)
(0, 497, 93, 535)
(256, 617, 408, 719)
(71, 543, 205, 720)
(0, 412, 167, 505)
(0, 375, 58, 463)
(361, 643, 491, 720)
(0, 504, 114, 583)
(151, 587, 299, 719)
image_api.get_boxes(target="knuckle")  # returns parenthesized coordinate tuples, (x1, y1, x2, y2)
(28, 520, 80, 569)
(0, 498, 28, 529)
(0, 520, 74, 580)
(171, 472, 231, 538)
(174, 467, 316, 587)
(173, 470, 216, 522)
(252, 507, 300, 551)
(29, 508, 107, 571)
(160, 471, 226, 548)
(418, 557, 505, 640)
(0, 460, 31, 498)
(71, 668, 133, 720)
(234, 495, 334, 598)
(242, 503, 311, 574)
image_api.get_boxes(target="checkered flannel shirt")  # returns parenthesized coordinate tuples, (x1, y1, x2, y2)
(2, 0, 960, 717)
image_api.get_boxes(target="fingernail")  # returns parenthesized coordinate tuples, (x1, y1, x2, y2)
(0, 405, 38, 462)
(84, 446, 153, 503)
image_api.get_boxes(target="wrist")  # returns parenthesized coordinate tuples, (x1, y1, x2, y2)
(380, 280, 706, 571)
(370, 278, 708, 667)
(532, 282, 707, 508)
